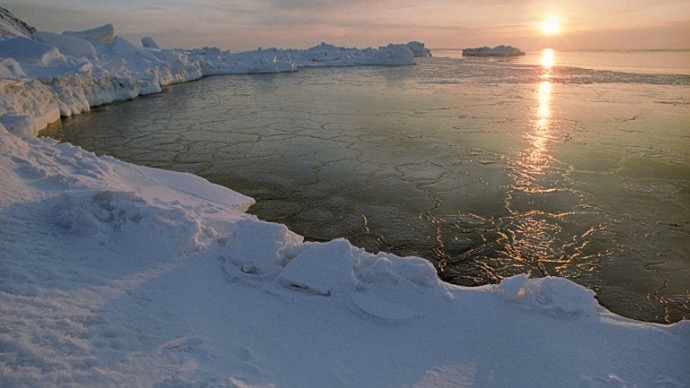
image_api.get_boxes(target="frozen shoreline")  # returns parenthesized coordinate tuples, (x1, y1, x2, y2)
(1, 9, 689, 387)
(0, 17, 422, 137)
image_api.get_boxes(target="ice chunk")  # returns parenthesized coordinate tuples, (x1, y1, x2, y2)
(223, 219, 303, 275)
(496, 274, 600, 315)
(33, 31, 98, 60)
(63, 23, 114, 44)
(142, 36, 160, 49)
(406, 41, 432, 57)
(277, 239, 360, 295)
(356, 252, 439, 288)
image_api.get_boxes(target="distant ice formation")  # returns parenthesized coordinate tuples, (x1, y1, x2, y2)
(141, 36, 160, 49)
(463, 45, 525, 57)
(406, 41, 432, 57)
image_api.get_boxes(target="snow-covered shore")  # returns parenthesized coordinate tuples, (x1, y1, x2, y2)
(1, 8, 688, 387)
(0, 9, 420, 137)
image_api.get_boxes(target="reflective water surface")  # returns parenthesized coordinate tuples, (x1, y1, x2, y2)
(43, 53, 690, 322)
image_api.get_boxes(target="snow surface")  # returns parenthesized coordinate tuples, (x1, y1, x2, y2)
(1, 10, 689, 387)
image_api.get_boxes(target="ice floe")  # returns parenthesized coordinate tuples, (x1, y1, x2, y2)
(463, 45, 525, 57)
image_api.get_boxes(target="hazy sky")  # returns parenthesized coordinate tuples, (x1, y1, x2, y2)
(5, 0, 690, 50)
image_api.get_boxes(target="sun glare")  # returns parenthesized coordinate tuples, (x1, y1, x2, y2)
(541, 16, 560, 35)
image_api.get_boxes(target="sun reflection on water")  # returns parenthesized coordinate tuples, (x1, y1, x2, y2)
(537, 81, 551, 128)
(517, 49, 555, 184)
(503, 49, 561, 275)
(541, 48, 555, 69)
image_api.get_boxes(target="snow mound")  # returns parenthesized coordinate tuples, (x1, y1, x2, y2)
(222, 225, 441, 300)
(0, 36, 66, 66)
(52, 190, 205, 256)
(0, 78, 61, 135)
(496, 274, 600, 315)
(0, 58, 26, 78)
(463, 45, 525, 57)
(222, 219, 304, 276)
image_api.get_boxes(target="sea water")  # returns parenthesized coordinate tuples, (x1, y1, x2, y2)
(43, 49, 690, 323)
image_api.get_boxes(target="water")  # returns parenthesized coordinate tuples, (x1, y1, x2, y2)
(42, 50, 690, 323)
(434, 49, 690, 75)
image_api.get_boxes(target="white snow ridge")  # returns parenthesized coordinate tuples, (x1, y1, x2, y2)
(1, 7, 688, 387)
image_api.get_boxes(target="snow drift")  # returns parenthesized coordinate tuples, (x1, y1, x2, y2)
(0, 8, 688, 387)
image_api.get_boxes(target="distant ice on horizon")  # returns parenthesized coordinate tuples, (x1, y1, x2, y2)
(463, 45, 525, 56)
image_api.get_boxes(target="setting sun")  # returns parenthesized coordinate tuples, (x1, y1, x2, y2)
(541, 16, 560, 35)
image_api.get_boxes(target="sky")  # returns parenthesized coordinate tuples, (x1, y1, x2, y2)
(5, 0, 690, 51)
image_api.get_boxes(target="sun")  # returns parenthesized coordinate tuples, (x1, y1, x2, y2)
(541, 16, 560, 35)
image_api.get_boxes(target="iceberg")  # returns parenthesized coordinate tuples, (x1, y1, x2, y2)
(0, 8, 688, 387)
(406, 40, 433, 57)
(462, 45, 525, 57)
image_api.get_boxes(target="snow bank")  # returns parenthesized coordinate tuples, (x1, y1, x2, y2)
(183, 42, 419, 76)
(0, 23, 206, 135)
(1, 16, 424, 135)
(0, 8, 688, 387)
(463, 45, 525, 57)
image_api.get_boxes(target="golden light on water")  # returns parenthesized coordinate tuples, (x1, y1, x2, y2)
(537, 49, 554, 131)
(530, 80, 552, 168)
(537, 81, 552, 126)
(515, 50, 555, 186)
(541, 48, 555, 69)
(505, 51, 558, 265)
